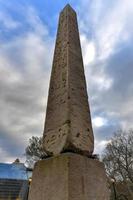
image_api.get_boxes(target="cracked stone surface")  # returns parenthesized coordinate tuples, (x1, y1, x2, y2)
(43, 4, 94, 156)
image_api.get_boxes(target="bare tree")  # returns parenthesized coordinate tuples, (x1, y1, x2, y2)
(103, 129, 133, 198)
(25, 136, 47, 169)
(103, 129, 133, 182)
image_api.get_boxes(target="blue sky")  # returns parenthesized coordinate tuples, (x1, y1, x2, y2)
(0, 0, 133, 162)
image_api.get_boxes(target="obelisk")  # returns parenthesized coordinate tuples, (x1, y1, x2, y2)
(28, 5, 109, 200)
(43, 4, 94, 156)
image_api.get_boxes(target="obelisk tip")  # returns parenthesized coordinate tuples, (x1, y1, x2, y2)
(61, 4, 76, 14)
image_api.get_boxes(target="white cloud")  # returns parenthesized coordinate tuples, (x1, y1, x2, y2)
(94, 140, 110, 154)
(0, 147, 18, 163)
(79, 0, 133, 59)
(92, 117, 107, 127)
(0, 6, 54, 162)
(0, 12, 20, 29)
(79, 0, 133, 151)
(81, 35, 96, 64)
(26, 6, 49, 37)
(0, 0, 133, 163)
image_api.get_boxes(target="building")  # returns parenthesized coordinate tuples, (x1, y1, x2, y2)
(0, 161, 31, 200)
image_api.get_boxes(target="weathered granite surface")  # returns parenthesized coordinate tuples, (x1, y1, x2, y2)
(29, 5, 110, 200)
(43, 4, 94, 156)
(28, 153, 110, 200)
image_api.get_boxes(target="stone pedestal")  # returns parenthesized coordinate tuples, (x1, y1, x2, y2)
(28, 153, 110, 200)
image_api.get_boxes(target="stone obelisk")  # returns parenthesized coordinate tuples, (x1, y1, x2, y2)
(43, 4, 94, 156)
(28, 4, 109, 200)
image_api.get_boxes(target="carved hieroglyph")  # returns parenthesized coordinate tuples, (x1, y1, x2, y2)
(43, 4, 94, 156)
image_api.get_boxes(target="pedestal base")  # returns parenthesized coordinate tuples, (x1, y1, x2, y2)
(28, 153, 110, 200)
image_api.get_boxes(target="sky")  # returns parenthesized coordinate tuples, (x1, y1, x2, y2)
(0, 0, 133, 163)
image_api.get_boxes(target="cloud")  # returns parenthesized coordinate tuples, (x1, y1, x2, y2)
(92, 117, 108, 128)
(0, 11, 20, 30)
(80, 35, 96, 64)
(78, 0, 133, 153)
(0, 0, 133, 162)
(79, 0, 133, 59)
(0, 147, 17, 163)
(0, 5, 54, 162)
(95, 140, 110, 155)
